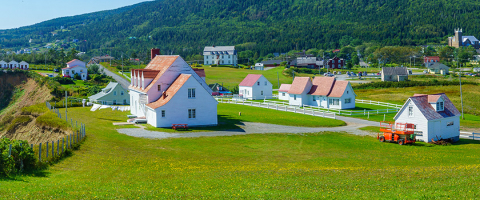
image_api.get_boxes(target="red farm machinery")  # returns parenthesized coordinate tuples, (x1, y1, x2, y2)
(378, 121, 416, 145)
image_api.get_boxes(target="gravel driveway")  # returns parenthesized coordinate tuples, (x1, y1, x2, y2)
(117, 121, 375, 139)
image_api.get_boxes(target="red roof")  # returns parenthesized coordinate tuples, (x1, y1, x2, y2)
(403, 93, 460, 120)
(427, 95, 442, 103)
(328, 81, 349, 97)
(424, 56, 440, 63)
(278, 84, 291, 92)
(308, 77, 335, 96)
(129, 55, 179, 92)
(193, 68, 206, 78)
(288, 77, 311, 94)
(146, 74, 191, 109)
(62, 65, 84, 70)
(239, 74, 263, 87)
(67, 59, 81, 65)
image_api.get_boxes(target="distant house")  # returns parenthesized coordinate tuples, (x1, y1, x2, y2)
(278, 84, 291, 101)
(129, 54, 216, 128)
(203, 46, 237, 66)
(0, 61, 7, 69)
(448, 28, 480, 49)
(254, 63, 264, 70)
(19, 61, 29, 70)
(424, 56, 440, 67)
(193, 68, 206, 82)
(260, 60, 283, 67)
(8, 61, 18, 69)
(381, 67, 408, 82)
(473, 67, 480, 72)
(62, 59, 88, 80)
(88, 55, 115, 65)
(394, 93, 460, 142)
(326, 56, 345, 69)
(239, 74, 273, 100)
(89, 82, 130, 105)
(427, 63, 449, 75)
(209, 83, 232, 96)
(0, 60, 28, 70)
(287, 77, 356, 109)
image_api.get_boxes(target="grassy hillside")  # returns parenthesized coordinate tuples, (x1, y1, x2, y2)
(1, 107, 480, 198)
(3, 0, 480, 56)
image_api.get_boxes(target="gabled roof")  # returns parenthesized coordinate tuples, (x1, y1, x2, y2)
(428, 62, 449, 70)
(19, 61, 28, 64)
(239, 74, 263, 87)
(193, 68, 206, 78)
(62, 65, 86, 70)
(89, 82, 121, 100)
(132, 69, 160, 79)
(0, 60, 7, 64)
(427, 95, 442, 103)
(130, 55, 179, 93)
(8, 60, 18, 64)
(308, 77, 335, 96)
(204, 46, 235, 52)
(382, 67, 408, 76)
(260, 60, 283, 65)
(288, 77, 311, 94)
(328, 81, 349, 98)
(395, 93, 460, 121)
(67, 59, 82, 65)
(278, 84, 291, 92)
(146, 74, 191, 109)
(463, 36, 479, 43)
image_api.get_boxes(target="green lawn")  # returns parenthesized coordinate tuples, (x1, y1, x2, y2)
(61, 80, 86, 89)
(145, 103, 346, 132)
(2, 107, 480, 198)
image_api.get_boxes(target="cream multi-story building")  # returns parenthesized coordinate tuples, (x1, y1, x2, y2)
(203, 46, 237, 66)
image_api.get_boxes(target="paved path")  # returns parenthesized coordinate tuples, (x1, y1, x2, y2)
(117, 122, 375, 139)
(97, 64, 130, 90)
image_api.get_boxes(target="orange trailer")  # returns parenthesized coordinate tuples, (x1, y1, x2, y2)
(377, 121, 416, 145)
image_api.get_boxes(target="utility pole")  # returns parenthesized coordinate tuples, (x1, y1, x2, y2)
(277, 72, 279, 89)
(121, 52, 124, 75)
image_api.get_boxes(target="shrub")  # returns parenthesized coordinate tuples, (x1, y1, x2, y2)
(36, 112, 69, 130)
(21, 103, 49, 116)
(53, 77, 74, 84)
(353, 80, 478, 89)
(0, 138, 36, 177)
(6, 116, 32, 133)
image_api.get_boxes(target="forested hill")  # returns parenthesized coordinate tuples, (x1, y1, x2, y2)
(2, 0, 480, 57)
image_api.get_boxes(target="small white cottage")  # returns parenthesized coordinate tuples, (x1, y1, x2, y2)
(239, 74, 273, 100)
(89, 82, 130, 105)
(394, 93, 460, 142)
(19, 61, 29, 70)
(278, 84, 291, 101)
(287, 77, 356, 109)
(0, 61, 7, 69)
(8, 61, 18, 69)
(62, 59, 88, 80)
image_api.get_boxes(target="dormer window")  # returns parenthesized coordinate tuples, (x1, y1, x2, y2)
(436, 101, 444, 111)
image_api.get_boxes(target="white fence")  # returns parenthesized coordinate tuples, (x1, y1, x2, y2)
(460, 132, 480, 140)
(355, 99, 401, 108)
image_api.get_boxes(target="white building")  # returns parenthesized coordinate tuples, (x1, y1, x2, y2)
(129, 55, 217, 128)
(287, 77, 356, 109)
(203, 46, 237, 66)
(239, 74, 273, 100)
(8, 61, 18, 69)
(278, 84, 291, 101)
(0, 61, 7, 69)
(394, 93, 460, 142)
(62, 59, 88, 80)
(88, 82, 130, 105)
(19, 61, 29, 70)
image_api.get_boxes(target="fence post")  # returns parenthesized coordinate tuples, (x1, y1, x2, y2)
(77, 131, 79, 143)
(285, 106, 287, 112)
(323, 111, 325, 117)
(62, 138, 64, 153)
(387, 108, 389, 113)
(368, 112, 370, 119)
(334, 113, 336, 119)
(57, 139, 59, 156)
(76, 121, 77, 129)
(52, 141, 54, 158)
(46, 142, 49, 159)
(294, 107, 296, 113)
(384, 114, 386, 121)
(267, 103, 269, 109)
(8, 144, 12, 157)
(251, 101, 253, 106)
(31, 144, 33, 149)
(364, 109, 366, 115)
(377, 109, 379, 114)
(39, 143, 42, 162)
(303, 107, 305, 114)
(67, 135, 69, 149)
(339, 110, 341, 115)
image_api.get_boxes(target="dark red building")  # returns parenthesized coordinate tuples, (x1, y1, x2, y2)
(326, 56, 345, 69)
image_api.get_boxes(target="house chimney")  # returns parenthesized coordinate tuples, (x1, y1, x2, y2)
(151, 48, 160, 60)
(162, 91, 167, 99)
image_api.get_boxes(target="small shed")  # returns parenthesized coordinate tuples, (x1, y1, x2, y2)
(394, 93, 460, 142)
(381, 67, 408, 82)
(239, 74, 273, 100)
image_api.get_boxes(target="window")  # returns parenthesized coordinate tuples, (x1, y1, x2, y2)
(261, 91, 263, 95)
(221, 60, 224, 64)
(188, 88, 196, 98)
(228, 55, 231, 58)
(345, 98, 351, 104)
(162, 110, 166, 118)
(114, 91, 117, 95)
(294, 95, 297, 100)
(206, 61, 209, 64)
(347, 91, 349, 94)
(206, 56, 208, 59)
(222, 55, 224, 59)
(265, 81, 267, 86)
(158, 85, 161, 91)
(188, 109, 196, 119)
(329, 99, 339, 105)
(123, 99, 127, 104)
(113, 100, 116, 105)
(80, 70, 83, 72)
(437, 102, 444, 111)
(313, 96, 316, 101)
(282, 93, 285, 96)
(257, 82, 260, 86)
(121, 91, 124, 95)
(447, 121, 454, 126)
(408, 106, 414, 117)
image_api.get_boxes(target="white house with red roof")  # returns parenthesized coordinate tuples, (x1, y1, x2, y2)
(394, 93, 460, 142)
(129, 54, 216, 128)
(278, 84, 291, 101)
(239, 74, 273, 100)
(287, 77, 356, 109)
(62, 59, 87, 80)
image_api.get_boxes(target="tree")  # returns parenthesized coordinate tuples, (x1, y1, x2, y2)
(351, 54, 360, 65)
(339, 35, 354, 47)
(346, 61, 353, 69)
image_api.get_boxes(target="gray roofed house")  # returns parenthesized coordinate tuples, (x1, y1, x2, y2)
(89, 82, 130, 105)
(427, 63, 449, 75)
(381, 67, 408, 82)
(203, 46, 237, 66)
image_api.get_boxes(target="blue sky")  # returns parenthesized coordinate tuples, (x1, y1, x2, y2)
(0, 0, 151, 30)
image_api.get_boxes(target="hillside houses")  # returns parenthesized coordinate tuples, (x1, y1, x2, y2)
(284, 77, 356, 109)
(0, 60, 29, 70)
(381, 67, 408, 82)
(394, 93, 460, 142)
(239, 74, 273, 100)
(129, 54, 217, 128)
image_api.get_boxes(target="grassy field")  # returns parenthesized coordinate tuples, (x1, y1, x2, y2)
(2, 107, 480, 198)
(145, 103, 345, 132)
